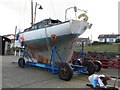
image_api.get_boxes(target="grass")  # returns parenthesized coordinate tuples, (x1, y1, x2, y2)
(75, 44, 119, 52)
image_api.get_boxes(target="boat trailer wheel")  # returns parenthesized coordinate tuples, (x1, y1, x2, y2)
(58, 63, 73, 81)
(93, 61, 101, 72)
(83, 61, 95, 75)
(18, 58, 25, 68)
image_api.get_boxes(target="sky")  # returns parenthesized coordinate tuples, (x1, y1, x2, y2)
(0, 0, 119, 41)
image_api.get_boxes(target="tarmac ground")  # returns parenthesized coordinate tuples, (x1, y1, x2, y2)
(2, 56, 120, 89)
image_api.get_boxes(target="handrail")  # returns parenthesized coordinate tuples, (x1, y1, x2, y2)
(65, 6, 87, 21)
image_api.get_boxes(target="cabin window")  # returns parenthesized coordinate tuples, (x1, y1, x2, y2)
(31, 26, 34, 30)
(40, 22, 46, 28)
(51, 20, 58, 23)
(39, 25, 42, 29)
(34, 25, 37, 30)
(31, 25, 37, 30)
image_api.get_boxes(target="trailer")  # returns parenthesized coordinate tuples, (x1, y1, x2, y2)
(71, 44, 102, 72)
(12, 41, 97, 81)
(84, 58, 107, 69)
(84, 58, 120, 69)
(71, 50, 120, 69)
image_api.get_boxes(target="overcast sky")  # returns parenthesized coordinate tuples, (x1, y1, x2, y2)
(0, 0, 119, 41)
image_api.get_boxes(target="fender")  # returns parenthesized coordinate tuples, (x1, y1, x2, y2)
(78, 13, 88, 21)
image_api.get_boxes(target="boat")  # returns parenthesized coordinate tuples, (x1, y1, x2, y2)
(15, 2, 92, 65)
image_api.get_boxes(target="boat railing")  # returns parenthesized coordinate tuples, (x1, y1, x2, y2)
(65, 6, 87, 21)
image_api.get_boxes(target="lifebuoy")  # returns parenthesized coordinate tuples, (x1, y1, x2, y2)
(78, 13, 88, 21)
(51, 34, 57, 40)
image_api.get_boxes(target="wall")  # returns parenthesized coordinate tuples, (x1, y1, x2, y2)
(0, 36, 2, 55)
(99, 38, 116, 43)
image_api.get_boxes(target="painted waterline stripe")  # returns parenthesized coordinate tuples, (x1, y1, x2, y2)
(25, 34, 80, 42)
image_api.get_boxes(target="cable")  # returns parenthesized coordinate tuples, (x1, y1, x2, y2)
(50, 0, 56, 19)
(45, 27, 52, 62)
(23, 0, 27, 30)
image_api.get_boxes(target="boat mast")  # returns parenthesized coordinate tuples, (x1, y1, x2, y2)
(31, 0, 43, 25)
(31, 0, 33, 26)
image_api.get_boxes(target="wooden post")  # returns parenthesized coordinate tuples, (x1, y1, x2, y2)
(13, 26, 17, 47)
(19, 50, 21, 56)
(14, 50, 16, 56)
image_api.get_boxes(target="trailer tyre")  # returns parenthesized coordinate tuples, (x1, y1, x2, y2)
(94, 61, 101, 72)
(83, 61, 95, 75)
(72, 60, 81, 65)
(58, 63, 73, 81)
(103, 66, 109, 68)
(18, 58, 25, 68)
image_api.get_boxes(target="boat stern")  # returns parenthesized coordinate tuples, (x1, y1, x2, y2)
(70, 20, 92, 35)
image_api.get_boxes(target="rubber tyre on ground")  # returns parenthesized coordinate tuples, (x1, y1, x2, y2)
(93, 61, 102, 72)
(102, 66, 109, 68)
(58, 63, 73, 81)
(83, 61, 95, 75)
(72, 60, 81, 66)
(18, 58, 25, 68)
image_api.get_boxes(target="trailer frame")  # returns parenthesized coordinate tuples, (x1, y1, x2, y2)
(12, 44, 95, 80)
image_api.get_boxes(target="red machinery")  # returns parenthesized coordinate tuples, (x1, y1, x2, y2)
(84, 58, 109, 68)
(86, 58, 120, 68)
(71, 52, 102, 72)
(109, 58, 120, 68)
(95, 56, 120, 68)
(71, 52, 120, 69)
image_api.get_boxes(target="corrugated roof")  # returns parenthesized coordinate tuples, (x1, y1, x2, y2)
(3, 34, 15, 40)
(76, 38, 90, 42)
(98, 34, 120, 38)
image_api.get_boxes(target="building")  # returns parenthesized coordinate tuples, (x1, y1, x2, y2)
(3, 34, 22, 56)
(3, 34, 21, 48)
(3, 34, 15, 48)
(0, 36, 11, 55)
(75, 37, 91, 46)
(98, 34, 120, 43)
